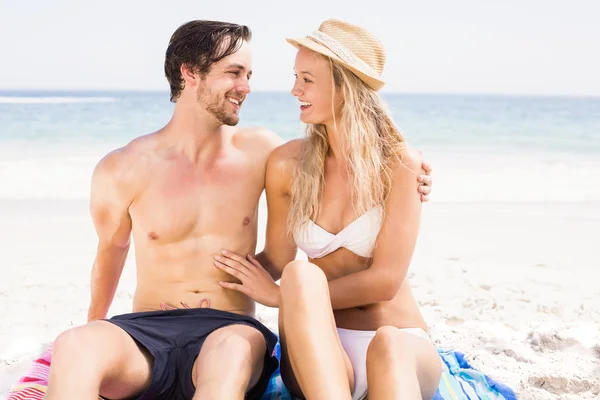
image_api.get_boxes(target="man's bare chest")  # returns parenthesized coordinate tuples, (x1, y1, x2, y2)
(130, 159, 264, 242)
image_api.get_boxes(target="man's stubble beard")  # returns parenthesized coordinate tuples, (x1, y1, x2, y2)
(196, 86, 240, 126)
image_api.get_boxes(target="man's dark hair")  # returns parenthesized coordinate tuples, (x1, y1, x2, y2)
(164, 20, 252, 102)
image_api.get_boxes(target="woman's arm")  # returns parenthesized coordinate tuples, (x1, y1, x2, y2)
(327, 148, 424, 310)
(215, 140, 302, 307)
(255, 141, 301, 280)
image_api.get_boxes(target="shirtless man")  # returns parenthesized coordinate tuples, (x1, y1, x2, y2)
(45, 20, 432, 400)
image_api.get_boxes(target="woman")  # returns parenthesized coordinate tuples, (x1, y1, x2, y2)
(214, 19, 442, 400)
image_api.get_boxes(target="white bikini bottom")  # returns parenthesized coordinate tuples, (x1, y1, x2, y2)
(337, 327, 431, 400)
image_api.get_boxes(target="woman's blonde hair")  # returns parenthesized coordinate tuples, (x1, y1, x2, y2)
(287, 54, 407, 240)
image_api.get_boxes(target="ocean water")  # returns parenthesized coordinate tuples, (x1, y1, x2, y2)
(0, 90, 599, 202)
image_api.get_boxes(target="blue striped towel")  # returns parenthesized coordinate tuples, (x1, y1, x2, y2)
(260, 340, 518, 400)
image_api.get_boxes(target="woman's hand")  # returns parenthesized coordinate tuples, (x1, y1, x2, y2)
(214, 250, 280, 308)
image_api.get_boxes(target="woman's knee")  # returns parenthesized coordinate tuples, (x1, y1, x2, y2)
(280, 259, 327, 294)
(367, 326, 414, 363)
(367, 327, 442, 399)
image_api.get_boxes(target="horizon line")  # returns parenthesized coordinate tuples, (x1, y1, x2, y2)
(0, 88, 599, 99)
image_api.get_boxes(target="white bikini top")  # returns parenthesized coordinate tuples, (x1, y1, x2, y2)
(294, 205, 384, 259)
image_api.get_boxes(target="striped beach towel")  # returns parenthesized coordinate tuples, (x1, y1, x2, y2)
(261, 342, 518, 400)
(7, 341, 517, 400)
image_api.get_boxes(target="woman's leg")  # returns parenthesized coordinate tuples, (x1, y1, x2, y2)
(366, 326, 442, 400)
(279, 260, 354, 400)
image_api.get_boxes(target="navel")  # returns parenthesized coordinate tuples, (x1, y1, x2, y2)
(148, 231, 159, 240)
(242, 217, 251, 226)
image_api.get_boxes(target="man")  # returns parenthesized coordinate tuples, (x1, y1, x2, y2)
(45, 20, 432, 400)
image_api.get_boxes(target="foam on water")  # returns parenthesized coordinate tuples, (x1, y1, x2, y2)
(0, 156, 98, 199)
(0, 96, 117, 104)
(426, 150, 600, 202)
(1, 150, 598, 201)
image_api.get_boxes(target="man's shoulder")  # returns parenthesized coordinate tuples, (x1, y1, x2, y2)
(93, 134, 156, 184)
(232, 127, 284, 154)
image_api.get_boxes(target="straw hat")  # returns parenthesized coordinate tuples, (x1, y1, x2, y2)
(286, 19, 386, 91)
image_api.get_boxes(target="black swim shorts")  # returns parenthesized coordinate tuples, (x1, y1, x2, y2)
(102, 307, 279, 400)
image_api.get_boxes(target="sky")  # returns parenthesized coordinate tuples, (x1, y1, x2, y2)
(0, 0, 598, 96)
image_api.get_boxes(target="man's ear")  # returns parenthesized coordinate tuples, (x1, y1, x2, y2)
(180, 64, 198, 88)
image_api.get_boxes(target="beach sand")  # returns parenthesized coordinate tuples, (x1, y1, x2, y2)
(0, 197, 598, 399)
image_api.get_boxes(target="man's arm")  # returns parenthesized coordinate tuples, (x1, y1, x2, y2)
(327, 148, 424, 309)
(87, 149, 135, 322)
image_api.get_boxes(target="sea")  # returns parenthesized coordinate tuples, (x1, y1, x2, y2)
(0, 90, 598, 202)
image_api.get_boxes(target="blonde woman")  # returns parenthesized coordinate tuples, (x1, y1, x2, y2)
(215, 19, 442, 400)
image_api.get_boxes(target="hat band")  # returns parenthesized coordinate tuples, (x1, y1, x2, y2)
(307, 31, 378, 78)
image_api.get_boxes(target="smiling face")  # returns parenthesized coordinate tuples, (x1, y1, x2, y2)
(291, 46, 344, 126)
(195, 40, 253, 126)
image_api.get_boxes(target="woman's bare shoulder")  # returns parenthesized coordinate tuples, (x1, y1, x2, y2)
(266, 139, 305, 191)
(268, 138, 305, 170)
(271, 138, 305, 160)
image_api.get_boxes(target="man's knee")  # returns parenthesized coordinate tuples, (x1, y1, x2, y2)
(50, 321, 153, 399)
(53, 324, 100, 362)
(52, 321, 132, 369)
(197, 325, 266, 371)
(218, 328, 262, 359)
(280, 260, 327, 294)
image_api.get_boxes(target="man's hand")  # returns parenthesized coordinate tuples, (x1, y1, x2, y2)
(214, 250, 280, 308)
(418, 161, 433, 202)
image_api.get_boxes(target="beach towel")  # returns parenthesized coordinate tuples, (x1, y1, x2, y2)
(260, 341, 518, 400)
(7, 340, 517, 400)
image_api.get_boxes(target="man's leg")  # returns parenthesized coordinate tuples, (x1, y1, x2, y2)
(45, 320, 153, 400)
(191, 324, 267, 400)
